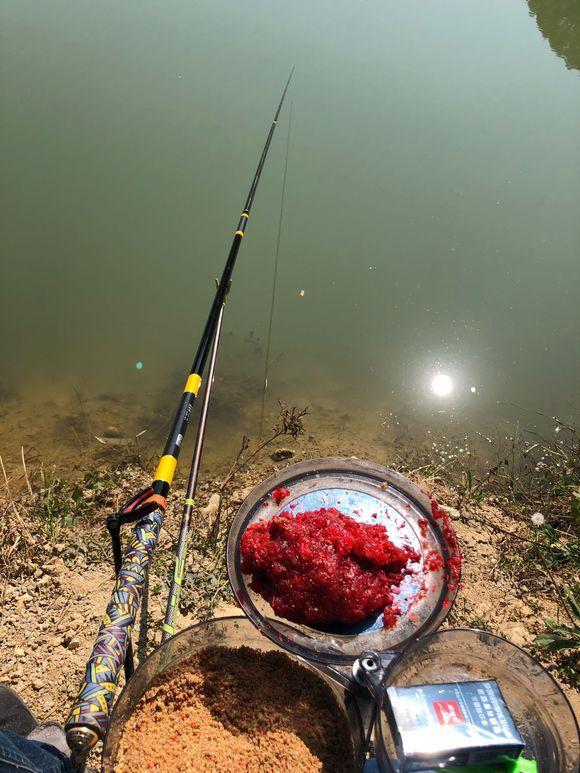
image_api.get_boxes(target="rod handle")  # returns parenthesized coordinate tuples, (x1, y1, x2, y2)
(65, 508, 164, 752)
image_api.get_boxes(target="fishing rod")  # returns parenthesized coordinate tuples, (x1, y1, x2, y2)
(161, 301, 224, 642)
(65, 70, 293, 758)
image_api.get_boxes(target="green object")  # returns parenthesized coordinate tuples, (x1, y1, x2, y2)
(442, 755, 538, 772)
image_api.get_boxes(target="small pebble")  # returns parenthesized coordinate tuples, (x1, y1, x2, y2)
(270, 448, 294, 462)
(200, 493, 221, 520)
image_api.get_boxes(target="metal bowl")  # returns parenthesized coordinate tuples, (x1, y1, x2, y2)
(227, 458, 459, 666)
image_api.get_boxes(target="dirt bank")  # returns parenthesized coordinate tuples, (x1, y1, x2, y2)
(0, 417, 577, 759)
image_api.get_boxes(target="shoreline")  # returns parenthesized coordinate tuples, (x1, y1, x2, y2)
(0, 407, 578, 755)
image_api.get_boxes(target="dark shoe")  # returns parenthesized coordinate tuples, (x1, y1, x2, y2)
(0, 683, 37, 736)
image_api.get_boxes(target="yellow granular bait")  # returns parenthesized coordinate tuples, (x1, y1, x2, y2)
(115, 645, 355, 772)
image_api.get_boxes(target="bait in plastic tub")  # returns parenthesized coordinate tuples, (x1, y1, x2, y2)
(102, 616, 366, 772)
(227, 458, 460, 668)
(375, 628, 579, 773)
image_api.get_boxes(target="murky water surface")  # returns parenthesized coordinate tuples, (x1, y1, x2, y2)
(1, 0, 579, 474)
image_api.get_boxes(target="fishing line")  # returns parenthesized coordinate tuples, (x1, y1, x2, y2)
(259, 103, 292, 437)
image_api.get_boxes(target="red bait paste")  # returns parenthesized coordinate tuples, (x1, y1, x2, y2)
(240, 507, 419, 627)
(430, 498, 462, 598)
(271, 487, 290, 505)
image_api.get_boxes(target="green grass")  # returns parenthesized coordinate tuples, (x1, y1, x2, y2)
(35, 467, 115, 536)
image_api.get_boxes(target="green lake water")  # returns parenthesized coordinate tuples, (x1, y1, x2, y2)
(1, 0, 579, 473)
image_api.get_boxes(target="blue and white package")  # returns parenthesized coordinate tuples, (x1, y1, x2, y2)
(386, 680, 524, 771)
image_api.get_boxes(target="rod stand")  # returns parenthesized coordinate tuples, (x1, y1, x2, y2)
(105, 507, 147, 681)
(105, 490, 162, 679)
